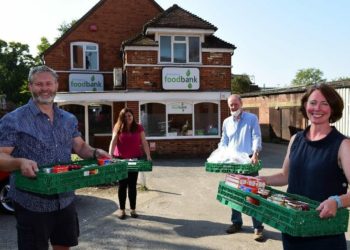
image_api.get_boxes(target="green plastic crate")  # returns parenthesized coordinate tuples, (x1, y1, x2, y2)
(15, 159, 128, 195)
(205, 161, 261, 174)
(126, 160, 153, 172)
(216, 181, 349, 237)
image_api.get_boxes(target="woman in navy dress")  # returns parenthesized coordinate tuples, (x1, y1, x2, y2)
(262, 83, 350, 250)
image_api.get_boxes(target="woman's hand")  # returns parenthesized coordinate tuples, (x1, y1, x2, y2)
(316, 198, 338, 218)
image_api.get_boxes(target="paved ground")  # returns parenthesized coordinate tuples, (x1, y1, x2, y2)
(1, 142, 349, 249)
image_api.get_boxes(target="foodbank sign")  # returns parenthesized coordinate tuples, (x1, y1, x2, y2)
(69, 74, 104, 92)
(162, 68, 200, 90)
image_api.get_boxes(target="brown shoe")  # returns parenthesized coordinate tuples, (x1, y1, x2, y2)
(253, 229, 265, 242)
(116, 209, 126, 220)
(130, 210, 138, 218)
(226, 223, 242, 234)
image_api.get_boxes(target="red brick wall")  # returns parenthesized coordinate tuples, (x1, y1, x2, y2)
(125, 65, 231, 91)
(44, 0, 162, 91)
(148, 138, 219, 157)
(200, 68, 231, 90)
(125, 50, 232, 91)
(202, 52, 231, 65)
(242, 92, 305, 140)
(126, 51, 158, 64)
(126, 66, 162, 90)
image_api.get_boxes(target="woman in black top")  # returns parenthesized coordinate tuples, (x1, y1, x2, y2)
(261, 83, 350, 250)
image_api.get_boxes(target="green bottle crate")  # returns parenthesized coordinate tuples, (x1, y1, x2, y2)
(216, 181, 349, 237)
(15, 159, 128, 195)
(205, 161, 262, 174)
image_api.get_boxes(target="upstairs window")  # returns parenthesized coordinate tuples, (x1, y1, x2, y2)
(160, 35, 200, 64)
(71, 42, 99, 70)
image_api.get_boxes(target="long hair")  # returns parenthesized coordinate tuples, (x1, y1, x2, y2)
(113, 107, 138, 135)
(300, 83, 343, 123)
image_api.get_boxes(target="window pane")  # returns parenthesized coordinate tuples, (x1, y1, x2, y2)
(174, 43, 186, 63)
(73, 45, 84, 68)
(160, 36, 171, 62)
(86, 51, 97, 70)
(189, 37, 200, 62)
(174, 36, 185, 41)
(194, 103, 218, 135)
(141, 103, 166, 137)
(168, 114, 192, 136)
(88, 105, 112, 134)
(86, 45, 97, 51)
(60, 104, 85, 139)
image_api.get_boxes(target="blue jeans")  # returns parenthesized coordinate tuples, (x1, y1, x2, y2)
(231, 209, 263, 230)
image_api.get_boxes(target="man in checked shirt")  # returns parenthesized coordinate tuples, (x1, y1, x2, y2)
(0, 65, 110, 250)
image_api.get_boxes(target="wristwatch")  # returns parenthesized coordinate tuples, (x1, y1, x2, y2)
(329, 195, 343, 208)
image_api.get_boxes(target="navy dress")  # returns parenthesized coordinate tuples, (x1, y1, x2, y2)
(283, 126, 348, 250)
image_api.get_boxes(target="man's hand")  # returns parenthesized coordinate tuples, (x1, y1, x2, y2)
(19, 159, 38, 177)
(95, 148, 112, 159)
(251, 152, 259, 165)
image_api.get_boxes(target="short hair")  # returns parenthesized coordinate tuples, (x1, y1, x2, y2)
(300, 83, 343, 123)
(28, 65, 58, 84)
(228, 94, 242, 103)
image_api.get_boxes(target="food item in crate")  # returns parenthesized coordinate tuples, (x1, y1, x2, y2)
(240, 185, 259, 205)
(258, 188, 270, 198)
(225, 174, 248, 188)
(225, 174, 266, 189)
(43, 168, 52, 174)
(267, 194, 287, 206)
(97, 158, 112, 166)
(285, 200, 310, 211)
(52, 165, 69, 173)
(68, 164, 82, 171)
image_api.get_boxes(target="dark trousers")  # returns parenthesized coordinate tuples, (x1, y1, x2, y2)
(118, 172, 139, 210)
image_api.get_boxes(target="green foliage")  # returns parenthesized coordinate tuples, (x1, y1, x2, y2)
(231, 74, 252, 93)
(0, 40, 36, 107)
(55, 19, 77, 40)
(291, 68, 325, 86)
(37, 37, 51, 56)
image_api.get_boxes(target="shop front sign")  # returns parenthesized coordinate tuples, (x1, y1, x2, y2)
(166, 102, 192, 114)
(162, 68, 199, 90)
(69, 74, 104, 92)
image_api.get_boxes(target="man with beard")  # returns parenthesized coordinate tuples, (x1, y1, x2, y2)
(0, 65, 110, 250)
(219, 94, 264, 242)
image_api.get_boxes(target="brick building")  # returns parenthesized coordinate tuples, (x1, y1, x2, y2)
(43, 0, 236, 157)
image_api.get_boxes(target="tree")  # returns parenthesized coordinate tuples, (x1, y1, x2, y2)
(37, 37, 51, 55)
(0, 40, 36, 107)
(231, 74, 252, 93)
(55, 19, 77, 40)
(291, 68, 325, 86)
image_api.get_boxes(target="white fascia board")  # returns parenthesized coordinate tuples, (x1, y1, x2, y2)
(123, 46, 158, 51)
(146, 28, 215, 36)
(54, 91, 231, 103)
(202, 48, 235, 53)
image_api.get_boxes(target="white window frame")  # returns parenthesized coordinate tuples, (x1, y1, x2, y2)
(140, 101, 220, 139)
(158, 35, 201, 64)
(70, 42, 99, 70)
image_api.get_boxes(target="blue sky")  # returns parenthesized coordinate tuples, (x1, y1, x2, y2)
(1, 0, 349, 87)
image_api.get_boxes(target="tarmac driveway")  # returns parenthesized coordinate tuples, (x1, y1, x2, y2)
(1, 143, 349, 249)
